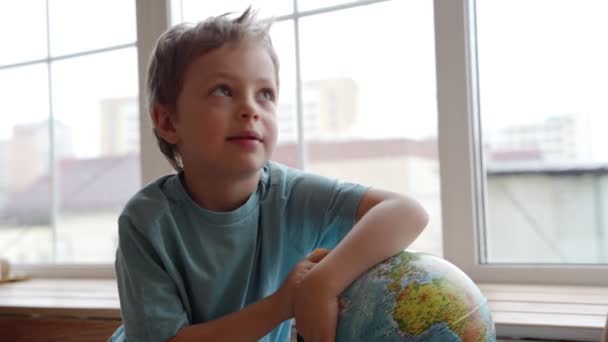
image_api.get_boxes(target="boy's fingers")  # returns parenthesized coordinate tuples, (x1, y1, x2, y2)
(306, 248, 331, 263)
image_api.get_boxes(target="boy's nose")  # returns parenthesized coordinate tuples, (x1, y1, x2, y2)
(238, 95, 260, 120)
(240, 111, 260, 120)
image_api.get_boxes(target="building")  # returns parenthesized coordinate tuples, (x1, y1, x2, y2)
(98, 80, 358, 149)
(484, 115, 605, 263)
(486, 164, 608, 264)
(8, 120, 73, 192)
(3, 131, 605, 264)
(0, 140, 9, 207)
(277, 78, 359, 142)
(0, 138, 441, 262)
(486, 113, 592, 166)
(273, 138, 442, 256)
(100, 97, 140, 157)
(0, 155, 140, 263)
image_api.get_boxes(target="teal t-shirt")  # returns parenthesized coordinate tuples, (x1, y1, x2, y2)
(110, 161, 368, 342)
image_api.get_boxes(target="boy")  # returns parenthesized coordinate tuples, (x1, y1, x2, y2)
(110, 8, 428, 342)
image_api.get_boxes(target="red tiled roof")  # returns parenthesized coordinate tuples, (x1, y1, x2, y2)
(0, 138, 437, 224)
(0, 155, 139, 225)
(273, 138, 438, 168)
(490, 149, 542, 162)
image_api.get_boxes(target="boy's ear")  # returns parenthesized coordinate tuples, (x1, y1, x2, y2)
(151, 104, 179, 144)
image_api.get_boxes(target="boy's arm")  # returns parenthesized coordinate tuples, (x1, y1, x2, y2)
(294, 188, 428, 341)
(169, 293, 288, 342)
(170, 250, 329, 342)
(313, 188, 428, 294)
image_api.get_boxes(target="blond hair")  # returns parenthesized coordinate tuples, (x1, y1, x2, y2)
(146, 8, 279, 171)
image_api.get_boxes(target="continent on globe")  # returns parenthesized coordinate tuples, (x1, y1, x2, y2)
(333, 251, 496, 341)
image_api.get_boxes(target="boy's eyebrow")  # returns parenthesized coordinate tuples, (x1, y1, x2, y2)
(208, 71, 275, 85)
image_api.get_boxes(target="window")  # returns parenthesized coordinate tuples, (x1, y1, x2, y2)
(0, 0, 140, 266)
(169, 0, 442, 257)
(436, 0, 607, 285)
(296, 1, 440, 256)
(5, 0, 605, 287)
(477, 0, 608, 265)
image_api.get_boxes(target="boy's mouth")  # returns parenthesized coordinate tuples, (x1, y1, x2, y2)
(227, 130, 263, 142)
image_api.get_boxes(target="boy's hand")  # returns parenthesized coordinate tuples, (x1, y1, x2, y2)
(276, 249, 331, 320)
(293, 258, 339, 342)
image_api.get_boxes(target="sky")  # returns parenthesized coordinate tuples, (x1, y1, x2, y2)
(1, 0, 607, 162)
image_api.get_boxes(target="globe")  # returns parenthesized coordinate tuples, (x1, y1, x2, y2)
(335, 251, 496, 341)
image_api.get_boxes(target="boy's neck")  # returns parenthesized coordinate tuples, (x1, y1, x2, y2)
(181, 168, 261, 212)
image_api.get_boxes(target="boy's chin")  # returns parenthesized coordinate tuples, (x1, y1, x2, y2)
(185, 153, 269, 178)
(223, 158, 268, 177)
(185, 158, 266, 178)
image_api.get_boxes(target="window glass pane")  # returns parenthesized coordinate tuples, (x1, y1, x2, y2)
(299, 1, 441, 256)
(49, 0, 136, 56)
(298, 0, 361, 12)
(0, 64, 53, 263)
(0, 1, 47, 65)
(172, 0, 292, 24)
(477, 0, 608, 264)
(51, 48, 140, 263)
(270, 21, 299, 166)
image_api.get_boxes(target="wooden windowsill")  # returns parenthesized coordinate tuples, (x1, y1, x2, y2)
(479, 283, 608, 341)
(0, 279, 120, 320)
(0, 279, 606, 340)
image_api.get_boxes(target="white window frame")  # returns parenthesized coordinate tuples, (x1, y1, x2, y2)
(435, 0, 608, 286)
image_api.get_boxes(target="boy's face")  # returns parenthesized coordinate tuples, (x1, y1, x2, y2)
(172, 41, 278, 178)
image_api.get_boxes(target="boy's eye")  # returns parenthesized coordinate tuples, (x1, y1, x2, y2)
(210, 85, 232, 97)
(260, 88, 275, 102)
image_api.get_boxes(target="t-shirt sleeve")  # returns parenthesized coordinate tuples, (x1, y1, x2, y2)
(115, 215, 189, 342)
(285, 170, 369, 252)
